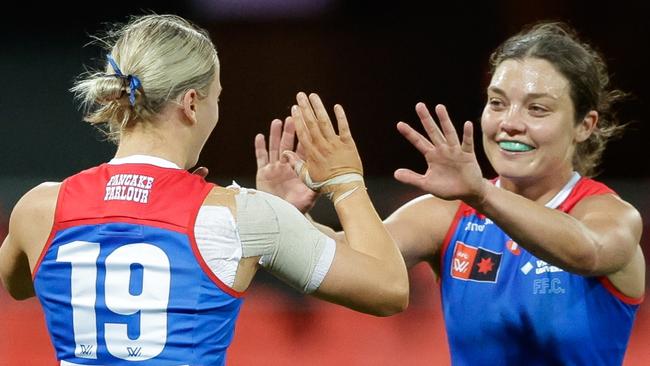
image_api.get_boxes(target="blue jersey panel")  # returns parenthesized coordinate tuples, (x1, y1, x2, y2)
(34, 222, 243, 366)
(441, 213, 638, 366)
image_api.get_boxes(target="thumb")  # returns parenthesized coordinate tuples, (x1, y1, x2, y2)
(394, 168, 426, 190)
(281, 150, 302, 171)
(192, 166, 209, 178)
(282, 150, 310, 185)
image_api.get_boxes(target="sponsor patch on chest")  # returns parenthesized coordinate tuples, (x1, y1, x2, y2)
(451, 241, 502, 283)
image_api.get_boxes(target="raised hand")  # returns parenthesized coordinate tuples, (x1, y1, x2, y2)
(255, 117, 318, 213)
(283, 92, 364, 205)
(394, 103, 487, 206)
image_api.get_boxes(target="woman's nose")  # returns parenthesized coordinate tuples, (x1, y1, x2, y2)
(499, 107, 526, 135)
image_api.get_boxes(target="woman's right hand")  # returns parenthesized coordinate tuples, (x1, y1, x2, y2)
(284, 92, 408, 315)
(282, 92, 365, 205)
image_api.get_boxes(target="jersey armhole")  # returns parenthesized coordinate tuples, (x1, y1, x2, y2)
(598, 276, 644, 305)
(437, 203, 467, 285)
(187, 183, 246, 299)
(32, 181, 67, 281)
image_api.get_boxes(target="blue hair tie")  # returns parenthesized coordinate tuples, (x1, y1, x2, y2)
(107, 54, 142, 106)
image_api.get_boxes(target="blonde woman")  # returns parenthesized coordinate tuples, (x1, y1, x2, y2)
(0, 14, 408, 365)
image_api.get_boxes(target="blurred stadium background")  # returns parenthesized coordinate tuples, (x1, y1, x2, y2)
(1, 1, 649, 364)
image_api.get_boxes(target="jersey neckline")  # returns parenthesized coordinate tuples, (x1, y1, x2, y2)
(495, 171, 581, 209)
(108, 154, 182, 169)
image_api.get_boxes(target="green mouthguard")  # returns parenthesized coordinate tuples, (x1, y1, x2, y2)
(499, 141, 534, 152)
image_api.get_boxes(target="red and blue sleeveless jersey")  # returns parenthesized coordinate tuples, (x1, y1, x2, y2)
(440, 175, 642, 365)
(33, 160, 244, 365)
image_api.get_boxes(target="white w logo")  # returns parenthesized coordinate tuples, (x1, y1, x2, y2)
(453, 259, 469, 273)
(127, 347, 142, 358)
(80, 344, 94, 356)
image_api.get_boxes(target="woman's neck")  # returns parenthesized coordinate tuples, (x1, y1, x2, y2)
(114, 129, 190, 169)
(497, 168, 577, 204)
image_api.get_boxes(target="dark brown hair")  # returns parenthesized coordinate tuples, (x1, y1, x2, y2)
(489, 21, 627, 177)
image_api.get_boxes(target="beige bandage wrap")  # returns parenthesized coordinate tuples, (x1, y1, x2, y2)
(293, 160, 366, 205)
(234, 188, 336, 293)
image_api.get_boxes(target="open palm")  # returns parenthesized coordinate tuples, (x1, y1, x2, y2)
(255, 118, 318, 213)
(394, 103, 486, 205)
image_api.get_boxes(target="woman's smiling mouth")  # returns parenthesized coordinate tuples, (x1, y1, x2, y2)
(498, 140, 535, 152)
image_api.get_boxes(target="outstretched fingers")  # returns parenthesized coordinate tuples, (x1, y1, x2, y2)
(268, 119, 283, 163)
(254, 133, 269, 168)
(296, 92, 326, 145)
(308, 93, 337, 139)
(333, 104, 352, 142)
(279, 116, 296, 155)
(435, 104, 460, 146)
(291, 106, 315, 154)
(396, 121, 434, 156)
(461, 121, 475, 153)
(415, 102, 446, 146)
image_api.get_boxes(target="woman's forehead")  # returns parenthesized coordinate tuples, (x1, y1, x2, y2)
(489, 58, 570, 100)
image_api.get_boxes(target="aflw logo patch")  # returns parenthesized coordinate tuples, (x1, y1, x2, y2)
(451, 241, 502, 283)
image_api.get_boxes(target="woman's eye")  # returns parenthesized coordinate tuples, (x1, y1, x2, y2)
(488, 99, 504, 109)
(529, 105, 549, 114)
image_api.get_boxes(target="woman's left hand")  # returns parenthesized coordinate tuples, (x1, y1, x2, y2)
(255, 117, 319, 214)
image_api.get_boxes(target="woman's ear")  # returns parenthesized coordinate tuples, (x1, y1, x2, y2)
(575, 110, 598, 143)
(181, 89, 198, 125)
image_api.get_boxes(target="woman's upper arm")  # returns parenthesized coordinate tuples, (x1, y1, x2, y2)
(313, 239, 403, 316)
(242, 190, 408, 316)
(0, 182, 59, 299)
(383, 194, 459, 269)
(568, 193, 644, 299)
(569, 193, 643, 275)
(0, 232, 33, 299)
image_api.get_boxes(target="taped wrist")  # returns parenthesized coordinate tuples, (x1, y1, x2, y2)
(235, 188, 336, 293)
(294, 160, 366, 205)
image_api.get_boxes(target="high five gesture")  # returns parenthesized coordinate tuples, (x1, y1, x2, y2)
(395, 103, 486, 206)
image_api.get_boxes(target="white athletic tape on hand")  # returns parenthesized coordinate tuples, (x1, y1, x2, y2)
(333, 186, 360, 205)
(294, 159, 364, 204)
